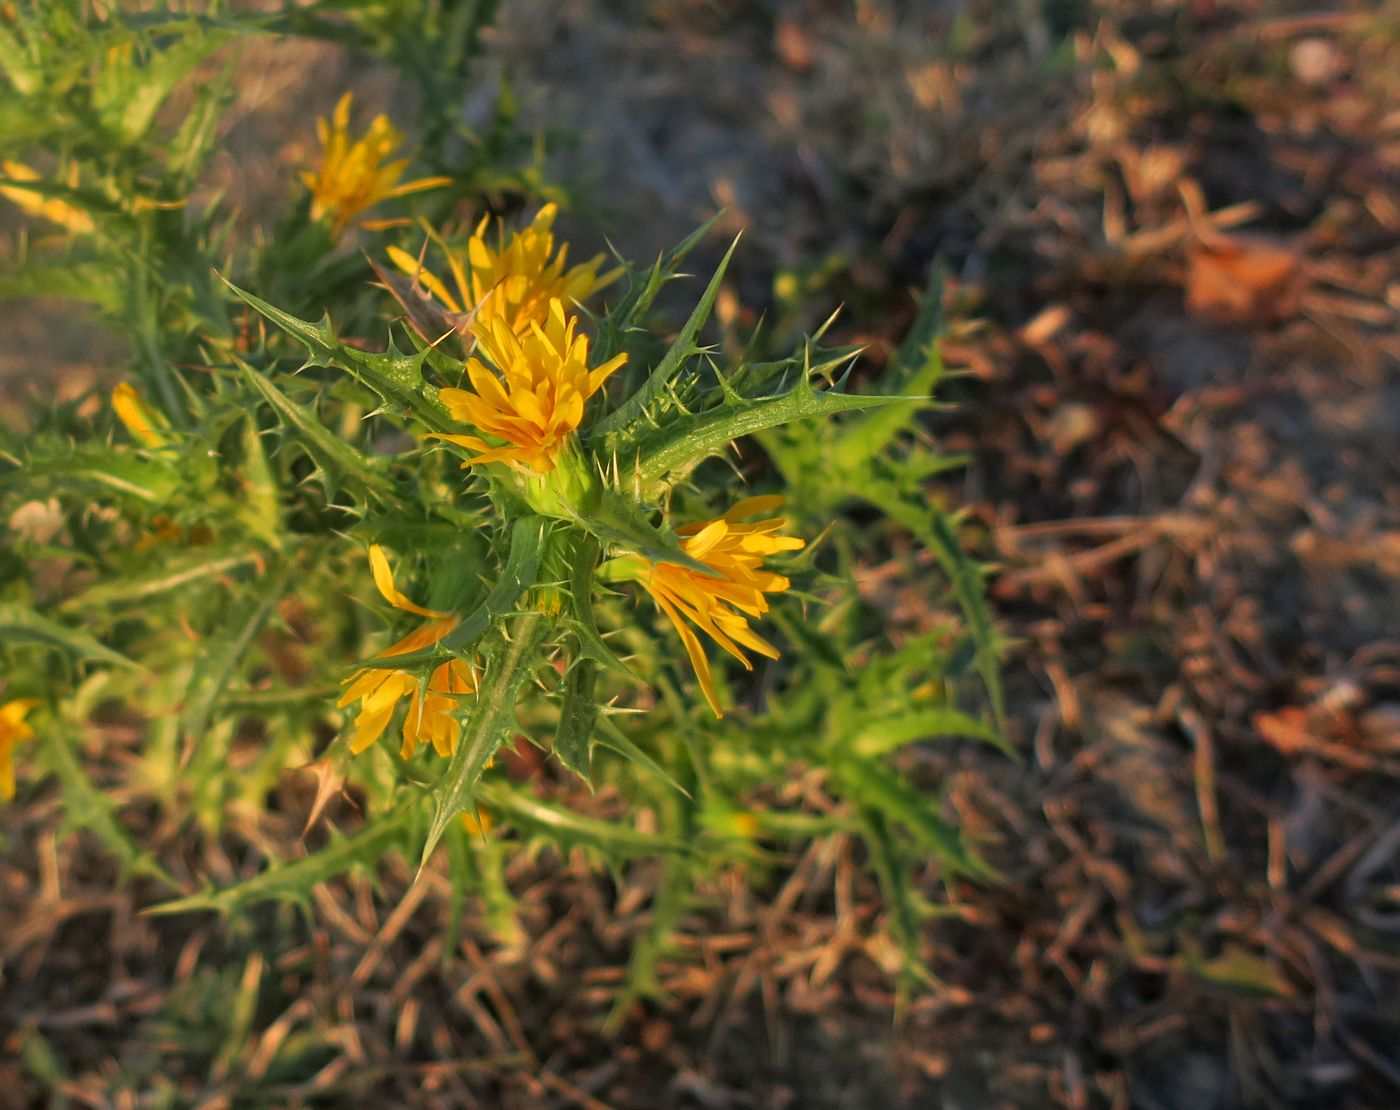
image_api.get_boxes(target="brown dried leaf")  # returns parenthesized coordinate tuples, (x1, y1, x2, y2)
(775, 20, 814, 70)
(1254, 706, 1312, 757)
(1186, 234, 1303, 324)
(367, 253, 478, 349)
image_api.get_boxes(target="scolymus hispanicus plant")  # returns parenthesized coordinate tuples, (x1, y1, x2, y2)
(3, 22, 1002, 990)
(224, 181, 922, 862)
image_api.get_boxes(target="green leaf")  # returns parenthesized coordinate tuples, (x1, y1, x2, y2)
(592, 213, 721, 365)
(182, 561, 292, 769)
(606, 852, 691, 1030)
(223, 276, 451, 431)
(240, 359, 395, 503)
(479, 781, 684, 860)
(382, 515, 546, 669)
(236, 413, 282, 543)
(57, 548, 264, 614)
(0, 261, 125, 312)
(0, 22, 41, 97)
(593, 715, 690, 798)
(421, 610, 548, 867)
(820, 269, 947, 473)
(564, 537, 641, 682)
(445, 816, 524, 950)
(860, 482, 1006, 729)
(42, 725, 173, 886)
(0, 602, 139, 670)
(633, 376, 906, 487)
(167, 53, 235, 180)
(581, 489, 719, 577)
(836, 760, 991, 880)
(7, 446, 180, 503)
(858, 809, 934, 986)
(210, 952, 263, 1084)
(553, 654, 598, 780)
(593, 234, 740, 439)
(849, 708, 1011, 759)
(149, 808, 419, 917)
(93, 23, 232, 145)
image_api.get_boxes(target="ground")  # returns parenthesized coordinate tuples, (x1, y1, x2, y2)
(3, 1, 1399, 1107)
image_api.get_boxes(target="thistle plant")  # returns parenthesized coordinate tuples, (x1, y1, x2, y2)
(1, 0, 1005, 1015)
(211, 201, 935, 865)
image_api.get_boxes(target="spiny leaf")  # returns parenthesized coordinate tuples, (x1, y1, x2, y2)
(564, 538, 642, 683)
(863, 484, 1006, 729)
(57, 548, 264, 614)
(592, 213, 722, 365)
(634, 379, 908, 487)
(222, 275, 451, 431)
(210, 953, 264, 1084)
(382, 515, 546, 669)
(0, 20, 42, 96)
(236, 413, 282, 543)
(849, 708, 1012, 759)
(6, 446, 180, 503)
(828, 324, 944, 472)
(858, 808, 935, 986)
(594, 715, 690, 798)
(594, 233, 740, 439)
(606, 851, 692, 1031)
(240, 360, 395, 503)
(446, 818, 524, 950)
(0, 261, 124, 311)
(182, 561, 292, 767)
(421, 610, 548, 868)
(553, 654, 598, 780)
(91, 21, 232, 145)
(148, 808, 420, 917)
(836, 759, 992, 880)
(581, 489, 719, 578)
(479, 781, 685, 859)
(0, 602, 140, 670)
(42, 726, 174, 886)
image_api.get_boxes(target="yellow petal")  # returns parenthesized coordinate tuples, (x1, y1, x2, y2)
(655, 595, 723, 717)
(112, 382, 167, 448)
(368, 545, 448, 618)
(724, 495, 786, 521)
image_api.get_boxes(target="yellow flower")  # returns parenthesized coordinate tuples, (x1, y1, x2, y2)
(0, 160, 94, 234)
(621, 497, 804, 717)
(430, 298, 626, 474)
(112, 382, 168, 448)
(1, 698, 39, 801)
(338, 545, 476, 758)
(386, 203, 618, 338)
(300, 93, 450, 238)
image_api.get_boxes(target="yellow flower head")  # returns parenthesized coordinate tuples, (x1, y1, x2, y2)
(1, 698, 39, 801)
(0, 160, 94, 234)
(112, 382, 168, 448)
(338, 546, 476, 759)
(386, 203, 618, 338)
(622, 497, 804, 717)
(431, 299, 626, 474)
(300, 93, 449, 237)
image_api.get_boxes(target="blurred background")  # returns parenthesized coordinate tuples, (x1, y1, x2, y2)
(3, 1, 1399, 1106)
